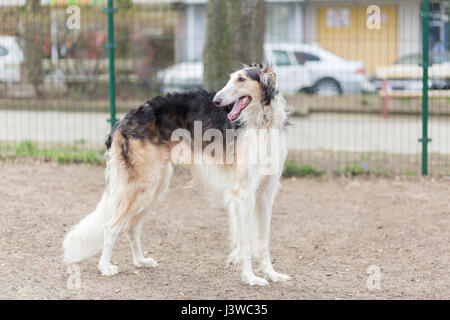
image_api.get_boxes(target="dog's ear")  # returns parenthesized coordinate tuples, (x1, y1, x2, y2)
(260, 64, 277, 105)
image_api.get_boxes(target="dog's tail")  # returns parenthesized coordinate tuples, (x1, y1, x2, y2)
(63, 146, 120, 264)
(62, 190, 113, 264)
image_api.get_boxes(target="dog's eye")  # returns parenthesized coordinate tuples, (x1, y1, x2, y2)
(237, 76, 246, 82)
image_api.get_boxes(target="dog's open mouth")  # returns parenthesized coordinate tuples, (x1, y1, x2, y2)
(227, 96, 252, 121)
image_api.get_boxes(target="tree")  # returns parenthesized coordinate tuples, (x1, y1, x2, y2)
(203, 0, 265, 91)
(23, 0, 50, 97)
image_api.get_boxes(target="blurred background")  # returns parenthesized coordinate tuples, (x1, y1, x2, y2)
(0, 0, 449, 176)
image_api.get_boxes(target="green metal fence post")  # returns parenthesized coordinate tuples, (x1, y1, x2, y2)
(105, 0, 118, 129)
(420, 0, 431, 175)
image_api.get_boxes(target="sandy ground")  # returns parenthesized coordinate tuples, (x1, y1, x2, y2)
(0, 160, 449, 300)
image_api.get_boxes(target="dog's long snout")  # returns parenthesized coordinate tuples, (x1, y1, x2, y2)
(212, 92, 223, 106)
(213, 97, 222, 106)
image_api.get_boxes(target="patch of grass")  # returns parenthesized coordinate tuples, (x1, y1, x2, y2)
(339, 164, 366, 176)
(283, 161, 323, 177)
(400, 97, 411, 104)
(1, 140, 105, 164)
(405, 170, 417, 177)
(371, 168, 391, 178)
(14, 140, 39, 157)
(360, 98, 369, 106)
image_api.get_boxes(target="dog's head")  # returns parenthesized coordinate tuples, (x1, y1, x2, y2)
(213, 63, 278, 121)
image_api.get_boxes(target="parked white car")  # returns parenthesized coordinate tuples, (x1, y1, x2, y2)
(157, 60, 203, 93)
(157, 43, 375, 95)
(0, 36, 24, 83)
(265, 43, 375, 95)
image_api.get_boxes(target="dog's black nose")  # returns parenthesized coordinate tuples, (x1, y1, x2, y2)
(213, 97, 222, 106)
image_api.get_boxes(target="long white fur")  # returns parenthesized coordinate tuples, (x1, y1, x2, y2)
(208, 69, 290, 285)
(62, 150, 121, 263)
(62, 67, 290, 286)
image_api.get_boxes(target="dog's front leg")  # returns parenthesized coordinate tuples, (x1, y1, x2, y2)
(224, 194, 241, 266)
(257, 177, 290, 282)
(235, 188, 269, 286)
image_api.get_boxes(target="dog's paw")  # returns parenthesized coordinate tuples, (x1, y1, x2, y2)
(226, 248, 240, 266)
(134, 257, 158, 268)
(98, 263, 118, 276)
(265, 270, 291, 282)
(242, 274, 269, 286)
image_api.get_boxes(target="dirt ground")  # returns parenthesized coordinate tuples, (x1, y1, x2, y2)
(0, 160, 449, 300)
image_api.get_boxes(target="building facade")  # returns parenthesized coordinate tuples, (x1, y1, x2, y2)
(177, 0, 449, 75)
(176, 0, 305, 63)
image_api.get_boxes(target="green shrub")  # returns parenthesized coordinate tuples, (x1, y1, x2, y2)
(14, 141, 39, 157)
(2, 141, 105, 164)
(283, 161, 323, 177)
(340, 164, 365, 176)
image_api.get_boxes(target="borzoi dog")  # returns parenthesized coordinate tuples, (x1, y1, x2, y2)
(63, 63, 290, 286)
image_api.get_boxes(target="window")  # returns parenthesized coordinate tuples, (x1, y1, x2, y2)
(272, 50, 291, 66)
(295, 52, 320, 64)
(446, 4, 450, 51)
(265, 4, 290, 43)
(0, 46, 8, 57)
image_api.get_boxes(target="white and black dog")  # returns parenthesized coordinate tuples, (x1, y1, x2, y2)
(63, 63, 290, 286)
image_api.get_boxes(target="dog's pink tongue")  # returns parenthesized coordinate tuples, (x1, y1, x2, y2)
(227, 97, 244, 121)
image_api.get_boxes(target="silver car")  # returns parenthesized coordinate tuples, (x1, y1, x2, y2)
(158, 43, 375, 96)
(0, 36, 24, 83)
(265, 43, 375, 95)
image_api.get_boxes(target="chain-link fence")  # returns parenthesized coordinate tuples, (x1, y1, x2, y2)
(0, 0, 449, 176)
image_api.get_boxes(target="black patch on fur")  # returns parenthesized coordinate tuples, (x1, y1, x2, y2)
(105, 133, 113, 149)
(244, 68, 260, 83)
(244, 63, 278, 105)
(121, 135, 130, 166)
(261, 74, 277, 105)
(106, 89, 240, 152)
(246, 62, 263, 69)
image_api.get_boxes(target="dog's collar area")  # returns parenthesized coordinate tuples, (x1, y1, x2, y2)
(260, 105, 270, 128)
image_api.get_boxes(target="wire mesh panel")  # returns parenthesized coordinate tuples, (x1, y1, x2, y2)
(0, 0, 110, 161)
(0, 0, 448, 175)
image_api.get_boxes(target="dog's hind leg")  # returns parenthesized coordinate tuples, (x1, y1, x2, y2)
(98, 184, 147, 275)
(154, 162, 173, 203)
(98, 136, 167, 276)
(98, 219, 126, 275)
(125, 162, 172, 268)
(125, 211, 157, 268)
